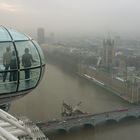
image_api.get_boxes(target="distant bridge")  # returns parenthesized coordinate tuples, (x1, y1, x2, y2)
(38, 107, 140, 134)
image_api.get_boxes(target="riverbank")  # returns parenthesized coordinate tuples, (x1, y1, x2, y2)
(77, 73, 134, 104)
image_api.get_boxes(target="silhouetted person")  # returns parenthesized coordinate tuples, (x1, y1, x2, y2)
(22, 48, 35, 80)
(9, 51, 18, 82)
(3, 47, 12, 82)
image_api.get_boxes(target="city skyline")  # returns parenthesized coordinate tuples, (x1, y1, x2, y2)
(0, 0, 140, 36)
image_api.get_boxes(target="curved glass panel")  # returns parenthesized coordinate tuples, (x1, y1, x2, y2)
(0, 42, 17, 94)
(0, 76, 17, 94)
(33, 40, 45, 64)
(0, 27, 11, 41)
(7, 28, 29, 41)
(18, 68, 40, 91)
(0, 42, 17, 71)
(15, 41, 40, 69)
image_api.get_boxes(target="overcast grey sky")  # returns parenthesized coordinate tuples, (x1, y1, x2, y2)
(0, 0, 140, 36)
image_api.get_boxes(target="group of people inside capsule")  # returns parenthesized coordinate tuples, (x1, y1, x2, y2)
(3, 47, 35, 83)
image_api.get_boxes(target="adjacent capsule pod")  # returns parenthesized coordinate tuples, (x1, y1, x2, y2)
(0, 26, 45, 104)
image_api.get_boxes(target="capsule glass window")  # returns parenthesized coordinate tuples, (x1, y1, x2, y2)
(0, 27, 11, 41)
(0, 42, 18, 94)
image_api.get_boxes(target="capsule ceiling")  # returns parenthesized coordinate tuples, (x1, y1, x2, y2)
(0, 26, 30, 41)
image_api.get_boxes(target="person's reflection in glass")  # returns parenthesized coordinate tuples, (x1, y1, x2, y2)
(9, 51, 18, 82)
(22, 48, 36, 81)
(3, 47, 12, 82)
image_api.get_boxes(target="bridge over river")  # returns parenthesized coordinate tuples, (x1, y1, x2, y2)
(37, 107, 140, 135)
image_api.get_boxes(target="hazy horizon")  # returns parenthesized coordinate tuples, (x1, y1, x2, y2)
(0, 0, 140, 37)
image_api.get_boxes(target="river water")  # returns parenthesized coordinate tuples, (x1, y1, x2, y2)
(10, 63, 140, 140)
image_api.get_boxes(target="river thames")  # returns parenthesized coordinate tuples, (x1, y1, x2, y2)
(10, 63, 140, 140)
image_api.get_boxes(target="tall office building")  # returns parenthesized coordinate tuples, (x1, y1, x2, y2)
(37, 28, 45, 45)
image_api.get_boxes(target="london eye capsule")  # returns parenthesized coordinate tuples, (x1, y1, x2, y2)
(0, 26, 45, 105)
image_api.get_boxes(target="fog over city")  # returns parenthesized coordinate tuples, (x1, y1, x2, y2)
(0, 0, 140, 36)
(1, 1, 140, 140)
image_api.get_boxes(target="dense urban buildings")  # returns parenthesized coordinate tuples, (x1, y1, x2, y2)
(45, 36, 140, 103)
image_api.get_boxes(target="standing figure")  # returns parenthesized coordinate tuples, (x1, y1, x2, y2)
(3, 47, 12, 82)
(9, 51, 18, 82)
(22, 48, 35, 80)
